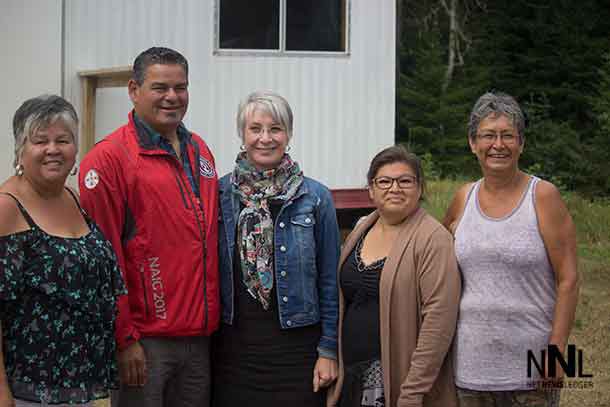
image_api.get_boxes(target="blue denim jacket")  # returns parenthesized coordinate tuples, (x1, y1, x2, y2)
(218, 174, 340, 357)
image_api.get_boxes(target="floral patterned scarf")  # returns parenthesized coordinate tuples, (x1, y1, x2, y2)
(232, 152, 304, 310)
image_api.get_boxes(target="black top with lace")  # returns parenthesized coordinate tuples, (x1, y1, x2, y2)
(0, 191, 126, 404)
(340, 232, 385, 366)
(339, 231, 386, 407)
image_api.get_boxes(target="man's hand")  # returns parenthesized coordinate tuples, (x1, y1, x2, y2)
(118, 341, 147, 387)
(313, 356, 338, 393)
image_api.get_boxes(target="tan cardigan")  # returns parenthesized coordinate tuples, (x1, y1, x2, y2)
(328, 207, 461, 407)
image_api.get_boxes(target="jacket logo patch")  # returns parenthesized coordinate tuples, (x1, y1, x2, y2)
(199, 157, 215, 178)
(84, 169, 100, 189)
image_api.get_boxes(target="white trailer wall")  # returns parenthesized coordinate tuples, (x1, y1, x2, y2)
(63, 0, 395, 188)
(0, 0, 63, 182)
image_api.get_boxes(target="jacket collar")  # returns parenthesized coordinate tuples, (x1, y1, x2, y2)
(129, 110, 192, 153)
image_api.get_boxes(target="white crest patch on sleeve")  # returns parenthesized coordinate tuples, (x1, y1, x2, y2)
(84, 169, 100, 189)
(199, 157, 216, 178)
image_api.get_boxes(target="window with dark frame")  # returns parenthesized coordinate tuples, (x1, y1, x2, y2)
(218, 0, 347, 53)
(219, 0, 280, 50)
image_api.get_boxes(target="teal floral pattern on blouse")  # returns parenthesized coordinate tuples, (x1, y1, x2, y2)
(0, 207, 126, 404)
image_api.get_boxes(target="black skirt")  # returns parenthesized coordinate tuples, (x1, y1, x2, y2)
(212, 239, 323, 406)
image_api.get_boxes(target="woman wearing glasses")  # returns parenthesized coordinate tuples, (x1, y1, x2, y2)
(443, 92, 578, 406)
(213, 91, 340, 407)
(328, 145, 461, 407)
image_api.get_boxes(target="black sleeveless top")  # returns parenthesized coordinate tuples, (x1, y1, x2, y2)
(0, 190, 126, 404)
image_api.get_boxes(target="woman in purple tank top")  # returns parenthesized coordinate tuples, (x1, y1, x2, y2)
(443, 91, 579, 407)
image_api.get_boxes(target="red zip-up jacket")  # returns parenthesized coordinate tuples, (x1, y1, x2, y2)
(79, 112, 219, 350)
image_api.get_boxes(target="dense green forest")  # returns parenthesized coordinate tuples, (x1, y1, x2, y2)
(395, 0, 610, 197)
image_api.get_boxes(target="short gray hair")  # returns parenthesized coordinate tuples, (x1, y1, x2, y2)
(236, 91, 294, 141)
(13, 95, 79, 167)
(468, 91, 526, 144)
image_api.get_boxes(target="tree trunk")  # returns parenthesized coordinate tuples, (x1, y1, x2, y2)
(396, 0, 403, 83)
(443, 0, 457, 93)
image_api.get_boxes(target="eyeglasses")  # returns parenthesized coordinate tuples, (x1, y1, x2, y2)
(373, 175, 418, 190)
(476, 132, 519, 144)
(247, 125, 285, 136)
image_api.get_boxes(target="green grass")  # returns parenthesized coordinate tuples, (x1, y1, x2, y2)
(422, 178, 463, 221)
(424, 179, 610, 407)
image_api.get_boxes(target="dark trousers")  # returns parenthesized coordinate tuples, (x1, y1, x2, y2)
(112, 336, 211, 407)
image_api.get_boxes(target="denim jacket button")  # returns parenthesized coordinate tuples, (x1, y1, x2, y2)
(282, 296, 288, 303)
(286, 320, 292, 326)
(279, 221, 285, 228)
(305, 217, 312, 224)
(280, 245, 287, 252)
(280, 270, 287, 277)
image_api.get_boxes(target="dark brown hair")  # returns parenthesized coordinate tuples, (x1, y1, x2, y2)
(367, 145, 425, 200)
(132, 47, 188, 85)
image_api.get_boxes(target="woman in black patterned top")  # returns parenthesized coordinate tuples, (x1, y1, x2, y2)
(0, 95, 125, 407)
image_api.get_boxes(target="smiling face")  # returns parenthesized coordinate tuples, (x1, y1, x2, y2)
(20, 120, 77, 185)
(128, 63, 189, 137)
(369, 162, 422, 221)
(243, 109, 289, 170)
(470, 113, 523, 174)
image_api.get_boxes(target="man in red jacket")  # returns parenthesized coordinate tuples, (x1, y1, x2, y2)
(79, 47, 219, 407)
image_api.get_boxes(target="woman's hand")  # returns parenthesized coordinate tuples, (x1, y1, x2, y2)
(0, 384, 15, 407)
(313, 356, 338, 392)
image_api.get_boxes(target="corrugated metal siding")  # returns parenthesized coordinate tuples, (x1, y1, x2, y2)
(64, 0, 395, 188)
(1, 0, 63, 181)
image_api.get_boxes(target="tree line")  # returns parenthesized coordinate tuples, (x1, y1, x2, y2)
(396, 0, 610, 197)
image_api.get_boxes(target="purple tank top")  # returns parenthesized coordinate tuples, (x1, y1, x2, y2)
(454, 176, 556, 390)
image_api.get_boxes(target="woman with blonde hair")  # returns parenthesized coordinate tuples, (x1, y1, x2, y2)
(213, 91, 340, 406)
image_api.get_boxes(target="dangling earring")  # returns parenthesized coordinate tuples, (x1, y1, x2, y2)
(15, 164, 24, 176)
(286, 145, 292, 152)
(240, 145, 246, 151)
